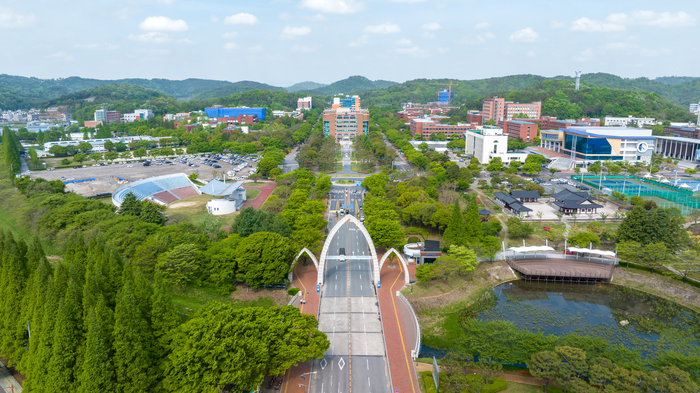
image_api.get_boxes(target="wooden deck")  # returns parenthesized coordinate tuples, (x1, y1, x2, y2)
(506, 258, 614, 283)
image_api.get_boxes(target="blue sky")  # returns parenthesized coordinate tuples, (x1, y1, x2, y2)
(1, 0, 698, 86)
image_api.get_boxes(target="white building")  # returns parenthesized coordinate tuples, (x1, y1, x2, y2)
(297, 96, 312, 110)
(541, 126, 654, 164)
(690, 103, 699, 114)
(604, 115, 656, 128)
(464, 125, 528, 163)
(199, 180, 247, 215)
(123, 109, 154, 123)
(43, 135, 159, 153)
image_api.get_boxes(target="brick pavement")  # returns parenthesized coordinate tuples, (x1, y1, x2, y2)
(279, 258, 320, 393)
(241, 181, 276, 210)
(377, 252, 420, 393)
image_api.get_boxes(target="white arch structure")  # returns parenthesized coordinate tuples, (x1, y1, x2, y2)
(293, 247, 318, 270)
(378, 248, 410, 285)
(317, 215, 380, 290)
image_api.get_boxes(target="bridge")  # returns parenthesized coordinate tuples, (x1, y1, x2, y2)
(285, 184, 416, 393)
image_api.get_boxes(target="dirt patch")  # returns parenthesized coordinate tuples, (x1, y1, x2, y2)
(231, 286, 290, 307)
(612, 267, 700, 312)
(169, 201, 200, 209)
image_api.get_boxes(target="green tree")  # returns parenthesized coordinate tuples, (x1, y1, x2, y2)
(76, 309, 117, 393)
(140, 202, 166, 225)
(77, 141, 93, 153)
(157, 244, 201, 285)
(150, 272, 180, 362)
(134, 147, 147, 158)
(617, 205, 648, 244)
(236, 232, 296, 287)
(486, 157, 503, 173)
(443, 201, 464, 246)
(113, 281, 155, 393)
(567, 230, 601, 247)
(415, 263, 436, 288)
(105, 151, 119, 161)
(463, 199, 483, 243)
(73, 153, 88, 164)
(118, 192, 142, 217)
(103, 140, 114, 151)
(89, 152, 103, 162)
(435, 245, 479, 277)
(365, 216, 405, 248)
(528, 351, 561, 393)
(554, 346, 588, 392)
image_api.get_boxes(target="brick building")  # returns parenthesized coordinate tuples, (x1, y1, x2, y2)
(466, 110, 483, 126)
(503, 120, 538, 141)
(323, 96, 369, 141)
(409, 118, 473, 139)
(533, 116, 600, 130)
(218, 115, 258, 125)
(297, 96, 312, 110)
(663, 125, 700, 139)
(482, 97, 541, 122)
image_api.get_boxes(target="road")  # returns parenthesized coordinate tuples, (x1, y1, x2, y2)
(309, 184, 391, 393)
(282, 146, 300, 174)
(382, 134, 411, 172)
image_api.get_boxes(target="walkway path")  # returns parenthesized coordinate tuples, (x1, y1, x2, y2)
(377, 253, 420, 393)
(0, 360, 22, 393)
(241, 181, 276, 210)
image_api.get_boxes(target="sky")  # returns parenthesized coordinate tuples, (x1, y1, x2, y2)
(1, 0, 698, 87)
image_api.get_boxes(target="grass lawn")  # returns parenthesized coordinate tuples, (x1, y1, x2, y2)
(246, 188, 261, 199)
(167, 282, 278, 319)
(242, 182, 266, 186)
(94, 195, 114, 205)
(166, 194, 225, 225)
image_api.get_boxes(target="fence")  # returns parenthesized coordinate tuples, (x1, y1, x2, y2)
(572, 175, 700, 215)
(287, 291, 301, 306)
(62, 178, 96, 184)
(507, 253, 616, 265)
(397, 292, 421, 360)
(506, 258, 614, 283)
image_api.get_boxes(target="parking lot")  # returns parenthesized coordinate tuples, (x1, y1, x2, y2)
(29, 154, 259, 197)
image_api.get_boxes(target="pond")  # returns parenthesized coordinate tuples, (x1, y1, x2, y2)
(421, 281, 700, 362)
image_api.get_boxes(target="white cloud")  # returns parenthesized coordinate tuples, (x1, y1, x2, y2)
(605, 10, 695, 28)
(460, 33, 494, 45)
(422, 22, 441, 31)
(139, 16, 189, 31)
(281, 26, 311, 39)
(248, 45, 263, 53)
(395, 38, 412, 46)
(550, 21, 565, 29)
(292, 44, 315, 53)
(224, 13, 258, 25)
(0, 8, 35, 28)
(348, 34, 369, 47)
(221, 31, 239, 39)
(602, 42, 636, 50)
(527, 50, 535, 57)
(176, 38, 194, 45)
(223, 42, 239, 51)
(475, 22, 489, 29)
(363, 23, 400, 34)
(299, 0, 363, 14)
(210, 16, 219, 23)
(279, 13, 292, 20)
(75, 43, 120, 51)
(128, 32, 172, 43)
(509, 27, 539, 43)
(574, 48, 594, 62)
(437, 47, 449, 54)
(570, 17, 625, 32)
(47, 52, 74, 62)
(389, 0, 426, 2)
(306, 13, 326, 21)
(483, 32, 495, 39)
(395, 46, 427, 57)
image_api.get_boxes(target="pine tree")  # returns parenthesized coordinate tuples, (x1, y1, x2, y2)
(0, 236, 27, 360)
(24, 279, 57, 392)
(617, 205, 649, 244)
(119, 192, 142, 217)
(114, 281, 156, 393)
(443, 200, 464, 246)
(150, 272, 180, 363)
(463, 199, 484, 244)
(47, 296, 82, 392)
(77, 309, 117, 393)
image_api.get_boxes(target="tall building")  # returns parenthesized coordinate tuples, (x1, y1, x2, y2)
(94, 109, 120, 124)
(409, 117, 473, 139)
(323, 97, 369, 141)
(690, 103, 699, 114)
(123, 109, 154, 123)
(503, 120, 538, 141)
(482, 97, 541, 122)
(464, 126, 528, 163)
(297, 96, 312, 110)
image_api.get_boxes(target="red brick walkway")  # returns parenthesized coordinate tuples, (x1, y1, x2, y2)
(280, 258, 320, 393)
(241, 181, 276, 210)
(378, 252, 420, 393)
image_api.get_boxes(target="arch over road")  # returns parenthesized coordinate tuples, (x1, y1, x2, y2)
(293, 247, 318, 270)
(317, 215, 380, 288)
(378, 248, 410, 285)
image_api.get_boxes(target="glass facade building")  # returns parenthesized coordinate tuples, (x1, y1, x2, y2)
(564, 134, 623, 161)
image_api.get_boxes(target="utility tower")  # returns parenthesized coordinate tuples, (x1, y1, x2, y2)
(575, 71, 582, 91)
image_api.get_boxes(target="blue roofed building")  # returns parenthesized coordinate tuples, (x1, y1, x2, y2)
(200, 180, 247, 215)
(204, 107, 266, 121)
(540, 126, 655, 164)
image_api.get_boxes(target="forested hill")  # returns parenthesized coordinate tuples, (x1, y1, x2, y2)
(41, 84, 170, 109)
(571, 73, 700, 106)
(360, 75, 548, 107)
(307, 76, 397, 95)
(286, 81, 327, 92)
(458, 80, 696, 122)
(189, 81, 286, 100)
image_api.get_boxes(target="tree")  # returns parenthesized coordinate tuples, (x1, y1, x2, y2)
(443, 200, 464, 246)
(105, 151, 119, 161)
(163, 303, 329, 393)
(554, 346, 588, 392)
(528, 351, 561, 393)
(89, 152, 103, 162)
(133, 148, 147, 158)
(76, 309, 117, 393)
(475, 358, 502, 385)
(568, 230, 600, 247)
(113, 281, 155, 393)
(103, 140, 114, 151)
(588, 357, 616, 391)
(157, 244, 201, 285)
(77, 141, 93, 153)
(73, 153, 88, 164)
(140, 202, 166, 225)
(119, 192, 142, 217)
(521, 162, 541, 175)
(435, 245, 478, 278)
(463, 199, 483, 243)
(235, 232, 296, 287)
(475, 236, 501, 261)
(415, 264, 435, 288)
(486, 157, 503, 173)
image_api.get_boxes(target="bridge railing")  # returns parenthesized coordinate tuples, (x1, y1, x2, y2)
(397, 292, 421, 360)
(507, 253, 616, 265)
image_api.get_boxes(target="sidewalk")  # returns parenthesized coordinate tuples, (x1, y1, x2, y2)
(280, 259, 320, 393)
(377, 252, 420, 393)
(0, 361, 22, 393)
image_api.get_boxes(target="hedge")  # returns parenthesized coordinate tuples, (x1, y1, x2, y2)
(287, 288, 300, 296)
(423, 371, 438, 393)
(426, 371, 508, 393)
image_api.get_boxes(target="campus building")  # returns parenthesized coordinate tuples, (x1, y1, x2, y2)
(654, 136, 700, 161)
(533, 116, 601, 130)
(482, 97, 541, 122)
(409, 117, 472, 139)
(539, 126, 655, 164)
(502, 120, 538, 141)
(464, 126, 528, 164)
(123, 109, 154, 123)
(663, 125, 700, 140)
(297, 96, 312, 110)
(94, 109, 121, 124)
(44, 135, 160, 153)
(323, 96, 369, 141)
(204, 107, 267, 122)
(603, 115, 656, 128)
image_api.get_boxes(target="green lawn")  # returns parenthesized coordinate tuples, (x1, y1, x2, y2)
(168, 282, 276, 319)
(246, 188, 261, 199)
(166, 195, 223, 225)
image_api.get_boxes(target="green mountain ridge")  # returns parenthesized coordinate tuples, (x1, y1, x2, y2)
(41, 84, 170, 109)
(307, 76, 398, 96)
(190, 81, 286, 100)
(286, 81, 327, 92)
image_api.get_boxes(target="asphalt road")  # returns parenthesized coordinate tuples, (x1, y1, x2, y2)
(309, 185, 391, 393)
(282, 146, 300, 174)
(382, 134, 411, 172)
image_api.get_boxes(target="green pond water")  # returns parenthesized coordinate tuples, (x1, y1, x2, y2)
(422, 281, 700, 363)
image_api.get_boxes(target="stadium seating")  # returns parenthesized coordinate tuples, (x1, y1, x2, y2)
(153, 190, 179, 204)
(112, 174, 200, 207)
(170, 186, 199, 200)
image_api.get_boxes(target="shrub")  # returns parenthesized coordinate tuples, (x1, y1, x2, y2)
(437, 373, 508, 393)
(423, 371, 438, 393)
(407, 236, 420, 243)
(287, 287, 301, 296)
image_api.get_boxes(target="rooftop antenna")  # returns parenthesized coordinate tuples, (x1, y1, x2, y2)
(575, 71, 582, 91)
